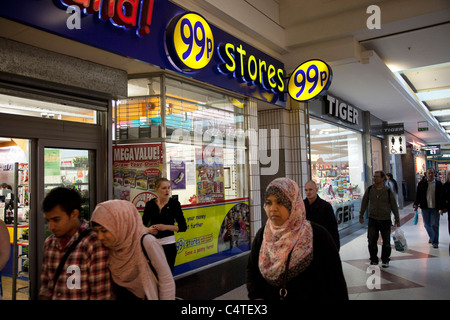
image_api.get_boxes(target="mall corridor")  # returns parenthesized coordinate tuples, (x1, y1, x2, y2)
(215, 203, 450, 300)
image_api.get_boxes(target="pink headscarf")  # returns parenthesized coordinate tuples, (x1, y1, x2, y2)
(91, 200, 156, 299)
(259, 178, 313, 285)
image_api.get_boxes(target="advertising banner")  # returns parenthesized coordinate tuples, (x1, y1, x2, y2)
(174, 199, 250, 273)
(113, 143, 163, 213)
(195, 147, 224, 204)
(170, 158, 186, 190)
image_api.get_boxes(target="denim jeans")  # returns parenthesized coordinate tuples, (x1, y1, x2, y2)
(367, 218, 392, 263)
(422, 208, 440, 245)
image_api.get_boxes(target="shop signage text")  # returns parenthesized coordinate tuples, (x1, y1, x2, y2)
(2, 0, 286, 106)
(166, 12, 214, 71)
(288, 59, 332, 102)
(326, 95, 359, 125)
(166, 13, 285, 97)
(113, 145, 161, 162)
(217, 43, 285, 95)
(60, 0, 155, 37)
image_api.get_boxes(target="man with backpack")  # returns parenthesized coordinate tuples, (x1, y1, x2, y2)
(359, 171, 400, 268)
(39, 187, 111, 299)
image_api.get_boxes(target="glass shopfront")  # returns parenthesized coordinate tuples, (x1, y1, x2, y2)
(113, 74, 250, 276)
(310, 118, 364, 230)
(308, 94, 366, 230)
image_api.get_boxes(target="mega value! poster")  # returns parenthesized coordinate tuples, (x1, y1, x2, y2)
(113, 143, 163, 212)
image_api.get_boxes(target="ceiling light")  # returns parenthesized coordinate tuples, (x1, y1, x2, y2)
(431, 109, 450, 117)
(417, 88, 450, 101)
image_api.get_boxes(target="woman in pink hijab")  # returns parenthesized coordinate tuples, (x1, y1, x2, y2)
(246, 178, 348, 300)
(91, 200, 175, 300)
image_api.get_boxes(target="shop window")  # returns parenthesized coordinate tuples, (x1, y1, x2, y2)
(0, 94, 97, 124)
(310, 118, 364, 229)
(113, 75, 250, 275)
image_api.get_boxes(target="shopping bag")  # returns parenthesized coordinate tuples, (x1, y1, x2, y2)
(392, 227, 408, 252)
(413, 211, 418, 225)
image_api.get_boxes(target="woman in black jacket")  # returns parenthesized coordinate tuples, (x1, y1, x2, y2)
(142, 177, 187, 272)
(246, 177, 348, 300)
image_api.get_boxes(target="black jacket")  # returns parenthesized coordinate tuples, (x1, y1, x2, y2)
(142, 197, 187, 239)
(246, 222, 348, 301)
(304, 196, 340, 250)
(442, 181, 450, 211)
(414, 178, 444, 210)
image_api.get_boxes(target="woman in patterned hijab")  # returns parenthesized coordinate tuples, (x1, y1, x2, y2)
(247, 177, 348, 300)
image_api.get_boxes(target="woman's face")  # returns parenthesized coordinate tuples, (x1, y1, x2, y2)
(93, 225, 116, 248)
(264, 194, 290, 226)
(156, 181, 171, 200)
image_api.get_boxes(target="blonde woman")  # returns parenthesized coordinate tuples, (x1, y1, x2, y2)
(143, 178, 187, 272)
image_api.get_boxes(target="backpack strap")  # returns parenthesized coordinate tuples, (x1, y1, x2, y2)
(140, 234, 159, 279)
(368, 185, 391, 202)
(53, 228, 92, 291)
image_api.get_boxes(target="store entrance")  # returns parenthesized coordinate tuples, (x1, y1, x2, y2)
(0, 138, 96, 300)
(0, 137, 30, 300)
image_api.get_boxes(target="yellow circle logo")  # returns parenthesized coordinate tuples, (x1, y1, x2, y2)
(168, 13, 214, 71)
(288, 59, 332, 102)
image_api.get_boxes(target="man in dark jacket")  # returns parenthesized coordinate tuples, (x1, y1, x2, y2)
(304, 180, 340, 251)
(414, 168, 444, 248)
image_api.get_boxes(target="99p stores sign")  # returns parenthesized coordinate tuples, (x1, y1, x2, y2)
(165, 12, 214, 72)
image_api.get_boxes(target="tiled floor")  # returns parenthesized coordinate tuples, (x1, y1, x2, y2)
(216, 203, 450, 300)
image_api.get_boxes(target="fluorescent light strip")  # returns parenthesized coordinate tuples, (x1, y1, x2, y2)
(431, 109, 450, 117)
(417, 88, 450, 102)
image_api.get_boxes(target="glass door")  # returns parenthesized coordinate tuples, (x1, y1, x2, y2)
(30, 139, 101, 300)
(44, 148, 92, 222)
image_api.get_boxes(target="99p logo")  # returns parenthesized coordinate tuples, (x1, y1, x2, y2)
(166, 12, 214, 72)
(288, 59, 333, 102)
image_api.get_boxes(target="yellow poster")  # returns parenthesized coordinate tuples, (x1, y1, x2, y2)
(175, 199, 250, 269)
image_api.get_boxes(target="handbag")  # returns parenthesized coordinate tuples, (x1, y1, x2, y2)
(53, 228, 92, 291)
(279, 248, 294, 300)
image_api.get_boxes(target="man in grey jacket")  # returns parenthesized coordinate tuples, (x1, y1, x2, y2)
(359, 170, 400, 268)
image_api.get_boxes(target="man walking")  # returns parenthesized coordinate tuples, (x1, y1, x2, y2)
(359, 171, 400, 268)
(304, 180, 340, 250)
(414, 168, 443, 248)
(40, 187, 111, 299)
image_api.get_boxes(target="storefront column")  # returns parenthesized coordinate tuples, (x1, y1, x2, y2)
(391, 154, 404, 209)
(363, 111, 373, 188)
(289, 102, 309, 193)
(246, 99, 262, 242)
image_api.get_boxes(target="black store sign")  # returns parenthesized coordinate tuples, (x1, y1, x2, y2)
(308, 94, 364, 131)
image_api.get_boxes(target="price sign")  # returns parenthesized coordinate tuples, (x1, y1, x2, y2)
(288, 59, 332, 102)
(166, 12, 214, 71)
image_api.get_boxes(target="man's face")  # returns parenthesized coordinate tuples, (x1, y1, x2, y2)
(304, 182, 318, 201)
(44, 205, 79, 238)
(426, 169, 435, 181)
(373, 172, 384, 184)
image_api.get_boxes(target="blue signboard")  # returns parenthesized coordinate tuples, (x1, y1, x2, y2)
(1, 0, 286, 106)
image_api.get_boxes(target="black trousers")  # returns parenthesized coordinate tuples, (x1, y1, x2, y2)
(367, 218, 392, 263)
(162, 243, 177, 272)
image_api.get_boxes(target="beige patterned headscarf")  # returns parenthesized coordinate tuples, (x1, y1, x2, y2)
(259, 178, 313, 285)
